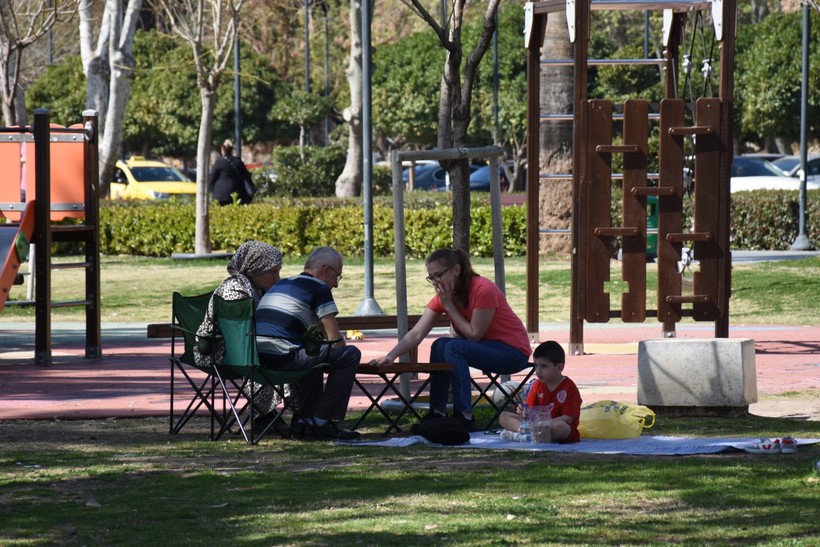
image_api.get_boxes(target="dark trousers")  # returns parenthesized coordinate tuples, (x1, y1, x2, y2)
(260, 344, 360, 422)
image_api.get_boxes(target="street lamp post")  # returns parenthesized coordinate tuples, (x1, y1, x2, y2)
(792, 2, 814, 250)
(234, 13, 241, 155)
(304, 0, 311, 94)
(323, 2, 330, 145)
(356, 0, 384, 316)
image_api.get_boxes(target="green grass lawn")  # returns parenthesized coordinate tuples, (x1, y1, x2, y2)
(1, 415, 819, 545)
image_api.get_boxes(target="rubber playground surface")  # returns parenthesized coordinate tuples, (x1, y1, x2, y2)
(1, 320, 818, 422)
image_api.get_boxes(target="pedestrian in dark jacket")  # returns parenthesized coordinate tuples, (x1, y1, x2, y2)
(208, 139, 254, 205)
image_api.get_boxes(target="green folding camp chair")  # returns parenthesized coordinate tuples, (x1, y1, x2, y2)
(169, 290, 226, 439)
(212, 295, 330, 445)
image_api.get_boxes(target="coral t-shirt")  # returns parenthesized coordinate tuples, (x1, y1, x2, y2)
(427, 275, 531, 358)
(526, 376, 582, 443)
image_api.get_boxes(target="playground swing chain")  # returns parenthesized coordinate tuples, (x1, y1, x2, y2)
(672, 9, 718, 278)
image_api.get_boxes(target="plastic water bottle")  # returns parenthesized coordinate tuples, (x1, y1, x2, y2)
(519, 403, 533, 443)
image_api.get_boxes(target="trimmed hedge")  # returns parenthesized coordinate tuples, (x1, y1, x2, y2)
(96, 190, 816, 258)
(98, 195, 527, 258)
(731, 190, 820, 249)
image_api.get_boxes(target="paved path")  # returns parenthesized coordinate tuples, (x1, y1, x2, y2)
(1, 321, 817, 421)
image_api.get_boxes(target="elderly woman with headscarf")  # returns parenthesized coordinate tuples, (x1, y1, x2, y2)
(194, 240, 286, 433)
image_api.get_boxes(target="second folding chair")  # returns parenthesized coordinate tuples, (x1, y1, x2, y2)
(169, 290, 227, 439)
(211, 295, 328, 445)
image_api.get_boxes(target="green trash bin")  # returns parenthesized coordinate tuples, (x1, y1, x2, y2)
(646, 195, 658, 260)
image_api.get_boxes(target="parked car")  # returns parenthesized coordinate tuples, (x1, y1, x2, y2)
(402, 162, 481, 192)
(403, 163, 448, 191)
(110, 156, 197, 200)
(772, 155, 820, 184)
(469, 165, 510, 192)
(740, 152, 785, 162)
(731, 156, 785, 178)
(727, 156, 820, 192)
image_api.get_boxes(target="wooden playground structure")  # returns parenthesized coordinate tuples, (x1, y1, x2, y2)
(524, 0, 737, 354)
(0, 109, 101, 365)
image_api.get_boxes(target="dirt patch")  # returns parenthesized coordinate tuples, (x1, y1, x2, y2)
(749, 395, 820, 422)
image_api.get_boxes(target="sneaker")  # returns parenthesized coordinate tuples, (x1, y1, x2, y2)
(744, 438, 782, 454)
(421, 410, 447, 423)
(452, 412, 476, 432)
(780, 436, 798, 454)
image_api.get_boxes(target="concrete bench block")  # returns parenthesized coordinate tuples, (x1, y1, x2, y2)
(638, 338, 757, 409)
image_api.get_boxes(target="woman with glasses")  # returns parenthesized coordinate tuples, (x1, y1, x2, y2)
(369, 248, 531, 430)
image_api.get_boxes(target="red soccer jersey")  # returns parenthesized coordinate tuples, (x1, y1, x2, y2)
(526, 376, 582, 443)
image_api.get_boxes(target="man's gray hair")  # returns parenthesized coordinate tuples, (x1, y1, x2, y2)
(305, 246, 342, 270)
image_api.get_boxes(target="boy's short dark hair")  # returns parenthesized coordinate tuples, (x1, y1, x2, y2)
(533, 340, 565, 365)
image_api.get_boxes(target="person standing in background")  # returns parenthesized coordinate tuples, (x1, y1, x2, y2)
(208, 139, 255, 205)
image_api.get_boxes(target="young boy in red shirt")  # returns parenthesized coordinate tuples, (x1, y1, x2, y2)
(499, 341, 582, 443)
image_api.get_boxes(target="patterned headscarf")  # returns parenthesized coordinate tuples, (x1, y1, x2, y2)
(227, 241, 283, 278)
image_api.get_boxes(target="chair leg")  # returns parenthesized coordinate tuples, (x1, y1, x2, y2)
(472, 368, 536, 430)
(351, 373, 402, 431)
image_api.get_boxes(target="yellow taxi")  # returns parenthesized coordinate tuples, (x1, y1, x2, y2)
(109, 156, 197, 199)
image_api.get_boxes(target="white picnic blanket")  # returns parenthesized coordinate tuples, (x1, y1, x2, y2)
(338, 433, 820, 456)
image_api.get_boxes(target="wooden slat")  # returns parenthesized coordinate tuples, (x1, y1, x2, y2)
(657, 99, 685, 324)
(666, 232, 712, 242)
(596, 144, 642, 153)
(631, 186, 676, 196)
(595, 227, 638, 237)
(356, 362, 453, 375)
(667, 126, 713, 136)
(666, 294, 712, 304)
(693, 99, 722, 321)
(584, 100, 613, 322)
(620, 99, 648, 322)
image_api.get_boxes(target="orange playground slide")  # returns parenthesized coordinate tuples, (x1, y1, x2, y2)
(0, 200, 35, 312)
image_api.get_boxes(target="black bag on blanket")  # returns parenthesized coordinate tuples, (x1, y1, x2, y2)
(410, 417, 470, 446)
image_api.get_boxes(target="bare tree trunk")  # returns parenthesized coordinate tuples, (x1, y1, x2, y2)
(81, 0, 110, 127)
(335, 0, 362, 198)
(407, 0, 499, 253)
(13, 82, 26, 125)
(0, 47, 20, 125)
(154, 0, 241, 255)
(97, 0, 142, 198)
(195, 89, 216, 255)
(439, 20, 472, 252)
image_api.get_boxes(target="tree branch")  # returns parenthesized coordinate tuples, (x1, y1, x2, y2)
(401, 0, 452, 51)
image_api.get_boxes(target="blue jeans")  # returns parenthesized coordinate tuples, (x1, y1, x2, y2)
(429, 337, 530, 416)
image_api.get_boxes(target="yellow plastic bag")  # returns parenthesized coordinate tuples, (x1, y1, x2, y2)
(577, 400, 656, 439)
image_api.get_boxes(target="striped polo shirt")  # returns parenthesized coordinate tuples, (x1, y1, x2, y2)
(256, 273, 338, 356)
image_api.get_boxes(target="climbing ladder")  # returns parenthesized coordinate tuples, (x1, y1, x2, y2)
(524, 0, 736, 354)
(0, 109, 101, 365)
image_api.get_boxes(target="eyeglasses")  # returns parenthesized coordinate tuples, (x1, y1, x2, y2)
(327, 265, 343, 283)
(426, 264, 454, 284)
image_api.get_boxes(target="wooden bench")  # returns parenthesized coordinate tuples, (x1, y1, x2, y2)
(335, 314, 451, 362)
